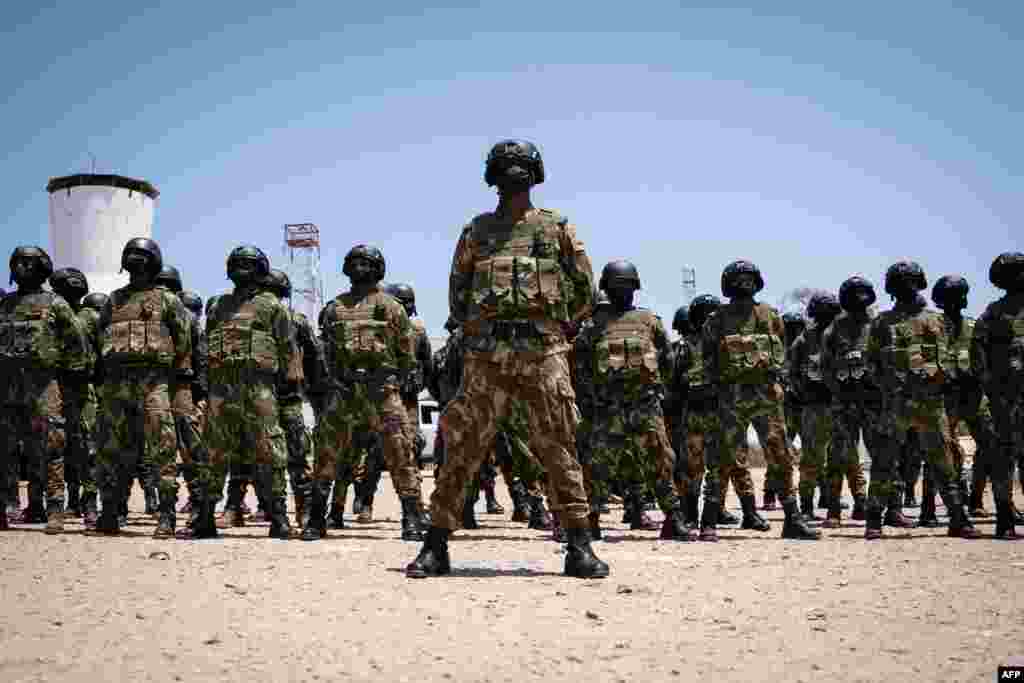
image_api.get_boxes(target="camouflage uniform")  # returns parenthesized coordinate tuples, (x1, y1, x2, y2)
(94, 284, 192, 534)
(866, 291, 977, 538)
(971, 260, 1024, 538)
(819, 311, 875, 524)
(306, 285, 420, 539)
(204, 286, 300, 538)
(281, 309, 319, 524)
(702, 294, 817, 539)
(175, 308, 209, 516)
(788, 324, 835, 514)
(575, 303, 687, 538)
(63, 300, 103, 525)
(0, 279, 87, 531)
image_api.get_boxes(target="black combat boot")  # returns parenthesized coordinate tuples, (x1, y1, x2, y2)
(406, 526, 451, 578)
(268, 496, 291, 539)
(864, 503, 884, 540)
(628, 486, 658, 530)
(994, 500, 1020, 540)
(153, 488, 176, 538)
(328, 482, 348, 529)
(917, 477, 940, 527)
(564, 526, 610, 579)
(740, 495, 770, 532)
(0, 506, 7, 531)
(66, 480, 81, 518)
(659, 499, 691, 541)
(883, 486, 913, 528)
(509, 480, 529, 523)
(401, 497, 425, 541)
(851, 495, 867, 521)
(461, 497, 479, 530)
(699, 498, 719, 542)
(588, 511, 603, 541)
(81, 491, 98, 530)
(800, 493, 822, 522)
(482, 479, 504, 515)
(942, 489, 981, 539)
(782, 497, 821, 539)
(88, 493, 121, 535)
(527, 494, 553, 531)
(177, 486, 218, 540)
(762, 487, 777, 511)
(718, 504, 740, 525)
(143, 485, 159, 516)
(217, 477, 246, 529)
(301, 482, 328, 541)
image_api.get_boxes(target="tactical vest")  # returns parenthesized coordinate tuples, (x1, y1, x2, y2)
(881, 314, 942, 384)
(106, 288, 175, 367)
(830, 317, 871, 384)
(0, 292, 61, 368)
(466, 209, 571, 322)
(716, 304, 785, 384)
(206, 293, 279, 373)
(326, 293, 400, 372)
(946, 316, 975, 378)
(801, 328, 826, 384)
(593, 310, 661, 385)
(684, 333, 708, 389)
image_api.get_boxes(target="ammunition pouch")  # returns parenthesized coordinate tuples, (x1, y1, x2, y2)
(463, 320, 545, 353)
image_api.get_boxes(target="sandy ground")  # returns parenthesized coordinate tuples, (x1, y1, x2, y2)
(1, 469, 1022, 683)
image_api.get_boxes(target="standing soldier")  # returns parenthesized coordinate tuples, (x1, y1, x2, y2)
(702, 260, 820, 540)
(175, 288, 209, 524)
(0, 247, 88, 532)
(575, 260, 689, 541)
(90, 239, 192, 537)
(971, 253, 1024, 539)
(818, 277, 876, 528)
(302, 245, 423, 541)
(263, 269, 319, 529)
(48, 267, 93, 520)
(789, 293, 842, 521)
(198, 246, 301, 540)
(769, 311, 806, 511)
(864, 262, 980, 540)
(406, 139, 608, 578)
(77, 292, 107, 528)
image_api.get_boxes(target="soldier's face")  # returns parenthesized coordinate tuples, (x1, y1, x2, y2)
(12, 256, 38, 283)
(123, 249, 151, 275)
(347, 257, 375, 283)
(849, 288, 874, 310)
(733, 273, 757, 294)
(604, 282, 636, 310)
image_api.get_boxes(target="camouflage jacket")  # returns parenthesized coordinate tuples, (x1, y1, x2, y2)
(99, 283, 191, 377)
(188, 313, 208, 401)
(820, 311, 878, 400)
(0, 287, 88, 374)
(971, 291, 1024, 396)
(575, 307, 671, 411)
(702, 300, 786, 387)
(205, 286, 300, 386)
(320, 287, 414, 388)
(940, 314, 979, 391)
(867, 296, 948, 395)
(449, 207, 594, 359)
(787, 323, 831, 403)
(76, 305, 102, 383)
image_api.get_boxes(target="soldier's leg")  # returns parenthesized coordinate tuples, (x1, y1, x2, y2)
(242, 382, 290, 539)
(498, 455, 528, 522)
(636, 412, 688, 541)
(62, 383, 85, 517)
(144, 375, 179, 537)
(729, 437, 768, 532)
(90, 384, 132, 534)
(706, 391, 746, 540)
(279, 399, 312, 526)
(0, 405, 19, 527)
(988, 395, 1022, 539)
(33, 377, 67, 534)
(682, 411, 708, 532)
(911, 400, 978, 538)
(750, 386, 819, 540)
(797, 404, 820, 519)
(373, 387, 423, 541)
(304, 388, 360, 539)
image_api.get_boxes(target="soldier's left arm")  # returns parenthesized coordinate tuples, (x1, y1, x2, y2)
(52, 297, 89, 373)
(270, 298, 303, 386)
(932, 311, 950, 379)
(390, 302, 416, 373)
(163, 292, 193, 376)
(557, 220, 596, 325)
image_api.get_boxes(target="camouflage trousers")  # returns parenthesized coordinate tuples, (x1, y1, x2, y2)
(798, 402, 833, 499)
(769, 396, 803, 495)
(711, 382, 794, 507)
(979, 389, 1022, 503)
(588, 400, 680, 513)
(204, 378, 287, 502)
(673, 402, 755, 503)
(826, 397, 872, 503)
(402, 397, 426, 491)
(0, 370, 65, 510)
(280, 398, 313, 502)
(869, 392, 957, 511)
(95, 371, 177, 504)
(63, 381, 98, 498)
(433, 352, 588, 530)
(314, 382, 419, 499)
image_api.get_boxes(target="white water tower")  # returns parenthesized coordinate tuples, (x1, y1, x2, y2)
(47, 174, 159, 295)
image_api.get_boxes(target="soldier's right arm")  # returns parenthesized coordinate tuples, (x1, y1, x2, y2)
(269, 297, 302, 387)
(448, 224, 475, 323)
(701, 313, 720, 387)
(52, 296, 89, 373)
(970, 307, 994, 391)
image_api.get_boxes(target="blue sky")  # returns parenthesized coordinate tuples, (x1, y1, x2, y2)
(2, 2, 1020, 333)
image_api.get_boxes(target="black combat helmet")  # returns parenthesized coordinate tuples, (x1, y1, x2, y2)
(384, 282, 417, 316)
(178, 290, 203, 316)
(9, 246, 54, 285)
(226, 245, 270, 282)
(205, 294, 221, 317)
(342, 244, 386, 282)
(989, 252, 1024, 291)
(884, 261, 927, 297)
(50, 267, 89, 301)
(119, 237, 163, 275)
(265, 268, 292, 299)
(931, 275, 969, 309)
(721, 260, 764, 298)
(484, 139, 545, 188)
(806, 293, 841, 324)
(838, 276, 877, 312)
(599, 260, 641, 291)
(688, 294, 722, 331)
(154, 265, 183, 293)
(81, 292, 109, 313)
(672, 306, 691, 334)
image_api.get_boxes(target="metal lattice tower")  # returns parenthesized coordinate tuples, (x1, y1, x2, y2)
(681, 266, 697, 305)
(282, 223, 324, 322)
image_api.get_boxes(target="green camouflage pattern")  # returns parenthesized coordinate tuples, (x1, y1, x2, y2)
(704, 301, 786, 386)
(101, 286, 192, 372)
(971, 293, 1024, 457)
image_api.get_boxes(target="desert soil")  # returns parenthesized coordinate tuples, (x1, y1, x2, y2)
(1, 468, 1022, 683)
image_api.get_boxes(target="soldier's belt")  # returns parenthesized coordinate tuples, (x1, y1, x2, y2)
(207, 365, 277, 384)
